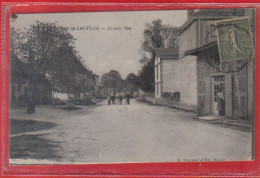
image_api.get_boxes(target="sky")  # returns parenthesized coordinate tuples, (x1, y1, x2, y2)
(11, 10, 187, 79)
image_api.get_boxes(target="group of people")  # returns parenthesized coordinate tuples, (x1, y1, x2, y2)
(107, 94, 132, 105)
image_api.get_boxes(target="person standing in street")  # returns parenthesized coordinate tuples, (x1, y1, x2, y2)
(107, 95, 111, 105)
(119, 94, 123, 105)
(126, 94, 130, 105)
(111, 94, 115, 105)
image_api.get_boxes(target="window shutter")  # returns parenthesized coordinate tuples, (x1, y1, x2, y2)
(225, 74, 233, 117)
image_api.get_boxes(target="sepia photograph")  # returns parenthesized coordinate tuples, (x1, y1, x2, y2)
(9, 8, 255, 165)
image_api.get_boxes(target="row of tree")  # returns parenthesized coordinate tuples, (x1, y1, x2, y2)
(100, 70, 139, 95)
(100, 19, 180, 95)
(11, 21, 95, 112)
(10, 18, 180, 111)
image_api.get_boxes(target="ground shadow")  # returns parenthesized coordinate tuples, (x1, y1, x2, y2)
(10, 134, 62, 161)
(10, 119, 56, 135)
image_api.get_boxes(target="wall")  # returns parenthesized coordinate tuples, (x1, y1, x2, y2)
(10, 81, 29, 105)
(178, 56, 198, 106)
(10, 81, 52, 105)
(161, 56, 197, 106)
(197, 48, 254, 121)
(178, 22, 197, 57)
(177, 21, 198, 106)
(53, 92, 69, 101)
(161, 59, 180, 93)
(154, 56, 162, 98)
(198, 20, 217, 46)
(140, 96, 197, 112)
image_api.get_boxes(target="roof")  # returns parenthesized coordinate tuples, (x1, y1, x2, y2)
(179, 9, 245, 35)
(192, 9, 245, 16)
(154, 47, 179, 58)
(10, 52, 30, 81)
(184, 41, 217, 56)
(10, 52, 52, 88)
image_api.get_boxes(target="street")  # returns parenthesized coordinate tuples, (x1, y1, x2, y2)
(10, 99, 252, 164)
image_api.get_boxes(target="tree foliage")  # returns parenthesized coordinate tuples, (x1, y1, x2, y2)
(140, 19, 179, 57)
(100, 70, 123, 91)
(125, 73, 138, 83)
(138, 60, 155, 92)
(138, 19, 179, 92)
(125, 73, 139, 93)
(10, 21, 95, 95)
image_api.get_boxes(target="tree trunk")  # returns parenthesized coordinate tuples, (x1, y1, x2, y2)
(27, 81, 35, 114)
(52, 89, 55, 108)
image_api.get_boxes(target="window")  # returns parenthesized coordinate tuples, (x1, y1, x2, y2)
(156, 66, 159, 80)
(173, 92, 180, 102)
(205, 25, 209, 43)
(205, 24, 217, 43)
(209, 24, 217, 42)
(213, 84, 220, 102)
(162, 92, 180, 102)
(213, 75, 225, 82)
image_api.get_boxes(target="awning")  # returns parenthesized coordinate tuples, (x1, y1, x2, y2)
(184, 41, 217, 56)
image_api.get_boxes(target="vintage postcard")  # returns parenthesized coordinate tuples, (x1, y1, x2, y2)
(9, 8, 255, 165)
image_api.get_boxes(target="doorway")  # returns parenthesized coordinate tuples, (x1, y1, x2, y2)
(212, 75, 225, 115)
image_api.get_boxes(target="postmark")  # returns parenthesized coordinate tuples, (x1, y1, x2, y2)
(216, 17, 254, 62)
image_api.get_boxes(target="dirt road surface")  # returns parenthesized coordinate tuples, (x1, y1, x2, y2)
(9, 99, 252, 164)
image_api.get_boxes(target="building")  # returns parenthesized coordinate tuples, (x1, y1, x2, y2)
(150, 9, 251, 113)
(10, 53, 52, 106)
(186, 42, 254, 121)
(175, 9, 246, 110)
(53, 73, 100, 104)
(10, 53, 30, 105)
(184, 9, 254, 121)
(154, 48, 179, 99)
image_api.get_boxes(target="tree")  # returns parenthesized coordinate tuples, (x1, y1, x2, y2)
(10, 21, 91, 112)
(11, 21, 75, 74)
(140, 19, 164, 56)
(138, 59, 155, 92)
(125, 73, 138, 83)
(140, 19, 179, 56)
(138, 19, 179, 92)
(100, 70, 123, 93)
(125, 73, 139, 93)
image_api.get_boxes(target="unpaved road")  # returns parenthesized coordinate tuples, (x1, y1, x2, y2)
(10, 99, 252, 164)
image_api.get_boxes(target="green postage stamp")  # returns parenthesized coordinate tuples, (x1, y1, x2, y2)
(216, 17, 254, 62)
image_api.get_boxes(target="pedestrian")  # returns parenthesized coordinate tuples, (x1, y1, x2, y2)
(111, 95, 115, 105)
(107, 95, 111, 105)
(119, 94, 123, 105)
(217, 87, 225, 116)
(126, 94, 130, 105)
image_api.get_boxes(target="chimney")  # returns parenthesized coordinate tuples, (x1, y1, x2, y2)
(187, 10, 195, 20)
